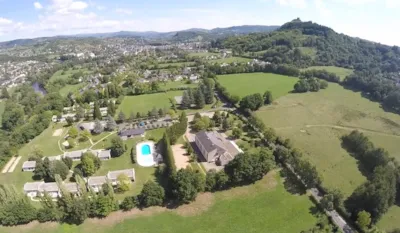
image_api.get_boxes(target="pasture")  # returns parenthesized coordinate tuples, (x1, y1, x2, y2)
(0, 171, 321, 233)
(256, 83, 400, 196)
(218, 72, 298, 99)
(302, 66, 353, 81)
(210, 56, 252, 64)
(117, 91, 182, 116)
(49, 68, 89, 82)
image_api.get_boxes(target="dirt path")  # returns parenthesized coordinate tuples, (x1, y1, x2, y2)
(171, 144, 190, 170)
(89, 132, 116, 149)
(1, 156, 16, 173)
(275, 124, 400, 138)
(7, 156, 22, 173)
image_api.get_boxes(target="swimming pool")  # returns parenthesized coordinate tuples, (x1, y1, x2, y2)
(136, 141, 156, 167)
(141, 144, 151, 156)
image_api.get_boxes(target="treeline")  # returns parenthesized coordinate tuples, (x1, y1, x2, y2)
(239, 91, 273, 111)
(343, 72, 400, 113)
(293, 78, 328, 93)
(181, 79, 214, 110)
(342, 131, 398, 224)
(301, 69, 340, 83)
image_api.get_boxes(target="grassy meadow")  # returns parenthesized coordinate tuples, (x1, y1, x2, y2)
(210, 56, 252, 64)
(255, 83, 400, 196)
(303, 66, 353, 81)
(217, 73, 298, 99)
(0, 171, 322, 233)
(49, 68, 90, 82)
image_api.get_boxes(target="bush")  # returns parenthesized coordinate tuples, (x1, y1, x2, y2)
(120, 196, 137, 211)
(138, 181, 165, 207)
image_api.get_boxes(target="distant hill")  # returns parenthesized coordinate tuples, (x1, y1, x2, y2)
(0, 25, 279, 48)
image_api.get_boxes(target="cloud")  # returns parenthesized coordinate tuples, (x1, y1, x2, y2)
(115, 8, 133, 15)
(314, 0, 331, 16)
(0, 18, 13, 25)
(276, 0, 307, 8)
(34, 2, 43, 9)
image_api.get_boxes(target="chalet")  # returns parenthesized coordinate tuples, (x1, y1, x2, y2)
(119, 128, 145, 140)
(22, 161, 36, 172)
(195, 131, 242, 166)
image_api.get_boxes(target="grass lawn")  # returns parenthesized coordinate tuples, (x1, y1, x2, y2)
(256, 83, 400, 197)
(209, 56, 252, 64)
(302, 66, 353, 81)
(3, 171, 321, 233)
(59, 83, 85, 96)
(49, 68, 89, 82)
(188, 52, 219, 57)
(218, 72, 298, 99)
(117, 91, 182, 115)
(158, 81, 198, 91)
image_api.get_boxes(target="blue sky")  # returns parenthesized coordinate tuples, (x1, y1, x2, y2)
(0, 0, 399, 45)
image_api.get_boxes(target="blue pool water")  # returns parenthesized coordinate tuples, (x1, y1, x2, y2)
(141, 144, 151, 156)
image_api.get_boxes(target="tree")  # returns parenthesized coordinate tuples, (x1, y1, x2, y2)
(120, 196, 137, 211)
(205, 169, 229, 191)
(76, 107, 85, 120)
(117, 111, 126, 123)
(62, 157, 73, 169)
(110, 136, 126, 157)
(69, 127, 79, 138)
(232, 128, 243, 139)
(93, 119, 104, 134)
(93, 101, 102, 120)
(1, 87, 10, 99)
(222, 118, 231, 131)
(107, 101, 116, 116)
(129, 111, 135, 122)
(49, 160, 69, 181)
(158, 108, 164, 117)
(194, 88, 205, 109)
(263, 90, 273, 105)
(66, 117, 74, 126)
(136, 112, 141, 119)
(117, 174, 131, 192)
(81, 152, 101, 176)
(181, 90, 191, 109)
(94, 192, 115, 217)
(239, 93, 263, 111)
(67, 138, 75, 148)
(170, 168, 205, 204)
(264, 127, 277, 143)
(356, 210, 371, 230)
(150, 107, 158, 118)
(138, 181, 165, 207)
(212, 111, 222, 126)
(105, 115, 117, 131)
(225, 150, 275, 185)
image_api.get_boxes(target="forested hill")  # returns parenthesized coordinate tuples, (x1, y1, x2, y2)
(211, 18, 400, 113)
(212, 18, 400, 73)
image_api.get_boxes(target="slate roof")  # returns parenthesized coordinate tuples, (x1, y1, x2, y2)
(107, 169, 135, 180)
(23, 182, 44, 192)
(64, 183, 79, 193)
(195, 131, 241, 158)
(119, 128, 145, 137)
(87, 176, 107, 186)
(64, 149, 86, 159)
(22, 161, 36, 169)
(97, 150, 111, 159)
(38, 182, 59, 193)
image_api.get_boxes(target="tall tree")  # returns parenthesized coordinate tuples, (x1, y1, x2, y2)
(194, 88, 205, 109)
(170, 168, 205, 204)
(110, 136, 126, 157)
(105, 115, 117, 131)
(93, 119, 104, 134)
(263, 90, 273, 105)
(138, 181, 165, 207)
(107, 101, 116, 117)
(117, 111, 126, 123)
(181, 90, 191, 109)
(1, 87, 10, 99)
(93, 101, 102, 120)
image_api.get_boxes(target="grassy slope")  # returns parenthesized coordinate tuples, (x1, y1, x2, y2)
(117, 91, 182, 115)
(303, 66, 353, 81)
(218, 72, 298, 99)
(1, 171, 320, 233)
(256, 83, 400, 196)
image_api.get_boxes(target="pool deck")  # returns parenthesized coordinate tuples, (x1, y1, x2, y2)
(136, 141, 156, 167)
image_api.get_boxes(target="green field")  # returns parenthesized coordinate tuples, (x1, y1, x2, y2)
(210, 56, 252, 64)
(218, 73, 298, 99)
(256, 83, 400, 196)
(159, 81, 198, 91)
(49, 68, 89, 82)
(303, 66, 353, 81)
(157, 62, 195, 68)
(117, 91, 182, 115)
(188, 52, 219, 57)
(0, 171, 321, 233)
(59, 83, 85, 96)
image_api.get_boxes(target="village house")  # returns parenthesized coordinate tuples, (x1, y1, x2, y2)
(118, 128, 145, 140)
(22, 161, 36, 172)
(23, 182, 80, 198)
(189, 74, 199, 83)
(195, 131, 242, 166)
(64, 149, 87, 161)
(107, 169, 136, 186)
(87, 176, 108, 193)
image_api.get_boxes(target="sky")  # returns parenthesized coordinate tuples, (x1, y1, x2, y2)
(0, 0, 399, 45)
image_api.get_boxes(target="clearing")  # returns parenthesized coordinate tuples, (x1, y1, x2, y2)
(218, 72, 298, 99)
(0, 171, 322, 233)
(302, 66, 353, 81)
(256, 83, 400, 196)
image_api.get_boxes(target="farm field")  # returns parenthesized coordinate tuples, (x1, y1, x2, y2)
(218, 72, 298, 99)
(0, 171, 321, 233)
(117, 91, 182, 115)
(302, 66, 353, 81)
(210, 56, 252, 64)
(256, 83, 400, 197)
(159, 81, 198, 91)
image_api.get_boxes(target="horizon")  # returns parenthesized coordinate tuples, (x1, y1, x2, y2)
(0, 0, 399, 45)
